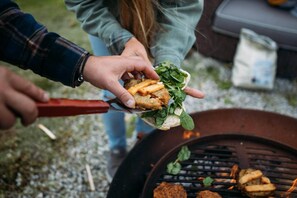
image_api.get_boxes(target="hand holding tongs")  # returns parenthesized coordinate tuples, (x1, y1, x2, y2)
(36, 98, 150, 117)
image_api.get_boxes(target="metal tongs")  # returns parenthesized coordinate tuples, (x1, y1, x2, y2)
(36, 98, 151, 117)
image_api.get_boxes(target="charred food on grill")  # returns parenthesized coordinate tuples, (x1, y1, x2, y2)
(237, 168, 276, 197)
(153, 182, 187, 198)
(124, 79, 170, 110)
(196, 190, 222, 198)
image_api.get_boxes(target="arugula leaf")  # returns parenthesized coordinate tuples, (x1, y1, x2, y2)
(177, 146, 191, 161)
(180, 111, 195, 130)
(170, 70, 184, 83)
(166, 146, 191, 175)
(171, 89, 186, 104)
(156, 62, 187, 90)
(166, 162, 182, 175)
(203, 176, 214, 187)
(156, 62, 187, 108)
(156, 116, 166, 127)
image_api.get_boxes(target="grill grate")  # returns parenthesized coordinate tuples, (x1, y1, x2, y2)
(141, 134, 297, 198)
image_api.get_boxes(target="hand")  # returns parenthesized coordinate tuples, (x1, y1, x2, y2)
(121, 37, 151, 65)
(0, 67, 49, 129)
(83, 55, 159, 108)
(121, 37, 152, 79)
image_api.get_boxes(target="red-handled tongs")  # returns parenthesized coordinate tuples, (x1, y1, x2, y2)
(36, 98, 149, 117)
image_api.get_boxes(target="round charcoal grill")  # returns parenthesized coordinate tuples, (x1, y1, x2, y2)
(107, 109, 297, 198)
(141, 134, 297, 198)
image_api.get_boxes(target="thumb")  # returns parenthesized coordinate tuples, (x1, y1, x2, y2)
(108, 83, 135, 108)
(183, 87, 205, 99)
(10, 71, 49, 102)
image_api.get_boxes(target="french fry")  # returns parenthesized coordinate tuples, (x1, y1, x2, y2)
(138, 83, 165, 96)
(245, 183, 276, 192)
(261, 176, 271, 184)
(239, 170, 263, 185)
(127, 79, 158, 95)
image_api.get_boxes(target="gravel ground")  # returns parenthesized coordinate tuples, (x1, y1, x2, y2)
(3, 52, 297, 198)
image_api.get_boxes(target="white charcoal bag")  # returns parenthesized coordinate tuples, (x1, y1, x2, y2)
(232, 28, 278, 90)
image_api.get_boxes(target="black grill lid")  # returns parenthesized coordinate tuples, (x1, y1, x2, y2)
(141, 134, 297, 198)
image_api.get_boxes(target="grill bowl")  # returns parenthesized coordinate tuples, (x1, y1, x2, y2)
(107, 108, 297, 198)
(141, 134, 297, 198)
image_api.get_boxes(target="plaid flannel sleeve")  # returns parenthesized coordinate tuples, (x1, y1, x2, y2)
(0, 0, 89, 87)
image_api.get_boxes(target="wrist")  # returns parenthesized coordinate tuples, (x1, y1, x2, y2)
(125, 37, 136, 47)
(74, 52, 91, 87)
(82, 55, 97, 83)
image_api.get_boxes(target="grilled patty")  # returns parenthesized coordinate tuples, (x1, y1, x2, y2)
(197, 190, 222, 198)
(153, 182, 187, 198)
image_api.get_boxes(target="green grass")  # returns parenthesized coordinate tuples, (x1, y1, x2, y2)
(206, 67, 232, 90)
(285, 79, 297, 107)
(286, 93, 297, 107)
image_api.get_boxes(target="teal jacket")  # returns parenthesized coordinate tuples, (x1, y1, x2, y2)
(65, 0, 203, 67)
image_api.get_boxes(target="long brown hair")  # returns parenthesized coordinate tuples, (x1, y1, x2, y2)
(119, 0, 158, 59)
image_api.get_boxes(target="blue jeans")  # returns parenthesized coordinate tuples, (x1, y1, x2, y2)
(88, 35, 154, 150)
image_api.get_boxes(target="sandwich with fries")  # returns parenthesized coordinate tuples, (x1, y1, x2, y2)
(125, 62, 194, 130)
